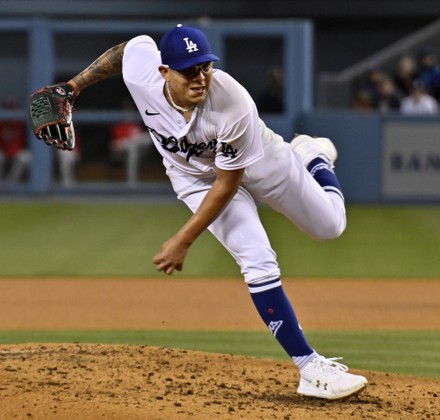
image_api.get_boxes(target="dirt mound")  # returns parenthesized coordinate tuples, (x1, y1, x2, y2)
(0, 343, 438, 419)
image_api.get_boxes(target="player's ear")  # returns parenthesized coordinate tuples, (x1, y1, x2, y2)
(158, 65, 170, 81)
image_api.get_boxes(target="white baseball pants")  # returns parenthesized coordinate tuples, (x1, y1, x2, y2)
(166, 128, 346, 284)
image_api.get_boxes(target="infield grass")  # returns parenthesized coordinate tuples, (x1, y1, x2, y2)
(0, 329, 439, 379)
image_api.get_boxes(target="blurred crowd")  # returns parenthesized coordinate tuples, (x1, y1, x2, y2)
(353, 46, 440, 115)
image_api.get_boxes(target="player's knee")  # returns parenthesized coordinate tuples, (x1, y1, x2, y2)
(312, 219, 346, 242)
(313, 228, 342, 242)
(306, 210, 346, 241)
(310, 195, 347, 241)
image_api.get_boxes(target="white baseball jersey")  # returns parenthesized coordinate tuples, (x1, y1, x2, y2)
(121, 34, 346, 284)
(123, 35, 264, 177)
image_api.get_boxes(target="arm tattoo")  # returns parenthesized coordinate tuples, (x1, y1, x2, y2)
(71, 41, 128, 92)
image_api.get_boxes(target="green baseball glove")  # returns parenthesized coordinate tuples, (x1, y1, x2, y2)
(29, 83, 76, 151)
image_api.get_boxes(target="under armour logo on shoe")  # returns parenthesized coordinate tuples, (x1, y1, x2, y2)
(316, 380, 328, 390)
(183, 37, 198, 53)
(268, 320, 283, 337)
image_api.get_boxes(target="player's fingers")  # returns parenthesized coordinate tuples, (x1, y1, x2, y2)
(152, 255, 163, 268)
(164, 266, 174, 275)
(153, 256, 172, 274)
(156, 261, 173, 275)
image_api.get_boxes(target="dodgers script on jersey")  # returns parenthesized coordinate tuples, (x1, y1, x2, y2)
(122, 35, 264, 177)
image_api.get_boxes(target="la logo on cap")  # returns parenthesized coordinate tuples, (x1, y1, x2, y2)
(184, 37, 198, 53)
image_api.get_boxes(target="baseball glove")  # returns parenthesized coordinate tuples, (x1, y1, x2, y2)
(29, 83, 76, 151)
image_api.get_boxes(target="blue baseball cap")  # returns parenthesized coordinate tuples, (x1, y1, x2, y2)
(160, 24, 220, 70)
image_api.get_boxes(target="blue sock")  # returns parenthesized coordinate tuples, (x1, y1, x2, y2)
(249, 279, 314, 357)
(308, 157, 344, 200)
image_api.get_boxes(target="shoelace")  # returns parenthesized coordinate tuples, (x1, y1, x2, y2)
(313, 356, 349, 375)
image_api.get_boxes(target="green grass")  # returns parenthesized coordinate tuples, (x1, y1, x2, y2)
(1, 202, 440, 278)
(0, 329, 439, 379)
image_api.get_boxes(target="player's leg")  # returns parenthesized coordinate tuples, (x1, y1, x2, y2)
(291, 133, 347, 236)
(244, 126, 346, 241)
(125, 133, 154, 187)
(122, 139, 139, 187)
(6, 150, 31, 182)
(57, 149, 78, 187)
(182, 183, 367, 400)
(183, 187, 315, 357)
(167, 166, 366, 399)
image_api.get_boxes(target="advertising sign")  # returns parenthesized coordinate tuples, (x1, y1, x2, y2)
(382, 122, 440, 199)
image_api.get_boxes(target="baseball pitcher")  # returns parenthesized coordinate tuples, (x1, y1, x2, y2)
(29, 24, 367, 400)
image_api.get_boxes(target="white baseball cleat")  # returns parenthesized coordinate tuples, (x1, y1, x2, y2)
(297, 355, 368, 400)
(290, 134, 338, 167)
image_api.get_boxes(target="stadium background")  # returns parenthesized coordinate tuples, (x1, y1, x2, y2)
(1, 0, 440, 202)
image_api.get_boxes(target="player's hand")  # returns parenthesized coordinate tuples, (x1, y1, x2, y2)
(153, 236, 189, 275)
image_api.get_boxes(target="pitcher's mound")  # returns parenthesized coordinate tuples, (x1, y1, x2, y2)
(0, 343, 438, 419)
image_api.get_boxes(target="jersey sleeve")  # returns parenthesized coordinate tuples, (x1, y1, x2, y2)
(123, 35, 161, 85)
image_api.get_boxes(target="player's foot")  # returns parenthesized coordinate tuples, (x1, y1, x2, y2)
(297, 355, 367, 400)
(290, 134, 338, 167)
